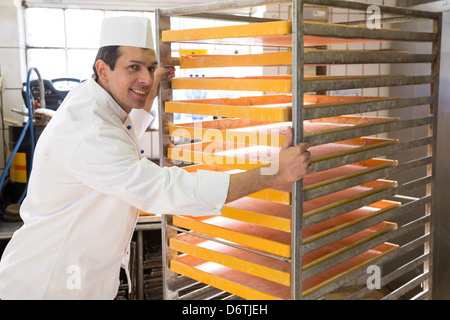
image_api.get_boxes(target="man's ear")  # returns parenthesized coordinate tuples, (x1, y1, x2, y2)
(95, 59, 109, 83)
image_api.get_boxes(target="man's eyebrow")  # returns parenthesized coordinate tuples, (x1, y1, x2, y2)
(130, 60, 158, 66)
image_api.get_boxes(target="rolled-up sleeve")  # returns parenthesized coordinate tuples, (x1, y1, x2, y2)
(129, 109, 154, 139)
(195, 169, 230, 213)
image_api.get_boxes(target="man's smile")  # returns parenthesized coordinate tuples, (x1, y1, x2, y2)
(130, 88, 148, 96)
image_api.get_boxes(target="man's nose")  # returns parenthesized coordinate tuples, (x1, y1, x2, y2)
(138, 69, 152, 86)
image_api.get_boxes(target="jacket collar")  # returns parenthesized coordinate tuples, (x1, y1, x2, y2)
(87, 76, 128, 124)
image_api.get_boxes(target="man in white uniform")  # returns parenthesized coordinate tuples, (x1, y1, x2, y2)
(0, 16, 312, 299)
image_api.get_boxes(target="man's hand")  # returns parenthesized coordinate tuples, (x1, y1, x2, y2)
(272, 126, 313, 185)
(225, 126, 313, 203)
(144, 66, 176, 113)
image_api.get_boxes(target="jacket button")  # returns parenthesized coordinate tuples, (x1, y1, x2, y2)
(127, 125, 131, 130)
(141, 150, 144, 154)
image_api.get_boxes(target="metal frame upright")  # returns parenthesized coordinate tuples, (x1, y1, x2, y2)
(155, 0, 442, 300)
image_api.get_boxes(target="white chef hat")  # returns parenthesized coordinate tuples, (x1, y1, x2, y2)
(99, 16, 154, 50)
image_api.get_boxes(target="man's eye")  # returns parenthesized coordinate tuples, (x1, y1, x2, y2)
(148, 67, 155, 73)
(129, 65, 139, 70)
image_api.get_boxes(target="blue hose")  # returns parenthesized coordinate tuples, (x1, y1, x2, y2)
(0, 67, 39, 215)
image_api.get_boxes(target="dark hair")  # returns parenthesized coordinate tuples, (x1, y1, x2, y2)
(92, 46, 121, 81)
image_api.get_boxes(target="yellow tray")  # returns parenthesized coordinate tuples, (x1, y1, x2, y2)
(170, 242, 398, 299)
(168, 137, 398, 170)
(170, 116, 399, 147)
(181, 159, 397, 205)
(170, 220, 396, 287)
(172, 197, 395, 259)
(171, 75, 403, 92)
(172, 215, 292, 257)
(165, 94, 386, 121)
(177, 50, 409, 69)
(162, 20, 386, 48)
(222, 180, 397, 231)
(179, 52, 292, 68)
(165, 94, 292, 121)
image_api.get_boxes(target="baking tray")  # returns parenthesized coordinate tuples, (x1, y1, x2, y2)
(170, 220, 396, 287)
(170, 116, 399, 147)
(177, 50, 409, 69)
(182, 159, 397, 205)
(162, 20, 385, 48)
(222, 180, 397, 231)
(168, 137, 399, 170)
(165, 94, 292, 121)
(165, 94, 385, 121)
(172, 192, 395, 258)
(171, 74, 402, 93)
(170, 242, 398, 300)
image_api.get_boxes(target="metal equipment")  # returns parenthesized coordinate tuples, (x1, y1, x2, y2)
(156, 0, 441, 300)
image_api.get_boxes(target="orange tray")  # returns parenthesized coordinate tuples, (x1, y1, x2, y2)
(168, 137, 398, 170)
(172, 197, 396, 258)
(165, 94, 389, 121)
(171, 74, 403, 93)
(162, 20, 386, 48)
(182, 159, 397, 204)
(170, 242, 398, 299)
(170, 115, 399, 147)
(170, 220, 396, 287)
(221, 180, 397, 231)
(177, 50, 409, 69)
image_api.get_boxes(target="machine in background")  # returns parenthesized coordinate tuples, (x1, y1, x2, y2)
(0, 73, 81, 221)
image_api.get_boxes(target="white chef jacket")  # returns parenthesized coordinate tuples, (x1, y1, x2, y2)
(0, 77, 230, 300)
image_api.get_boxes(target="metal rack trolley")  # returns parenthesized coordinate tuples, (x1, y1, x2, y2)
(155, 0, 441, 300)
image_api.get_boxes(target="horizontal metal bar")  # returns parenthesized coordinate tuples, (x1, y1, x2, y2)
(302, 216, 430, 300)
(160, 0, 441, 19)
(339, 16, 430, 27)
(304, 22, 436, 42)
(301, 245, 398, 300)
(305, 167, 393, 202)
(346, 248, 429, 300)
(305, 157, 432, 202)
(174, 12, 280, 23)
(396, 156, 433, 175)
(314, 137, 433, 172)
(179, 285, 226, 300)
(304, 0, 441, 19)
(167, 276, 200, 293)
(304, 187, 396, 228)
(312, 136, 432, 173)
(304, 173, 432, 228)
(303, 228, 396, 280)
(305, 116, 433, 146)
(304, 52, 436, 65)
(381, 271, 429, 300)
(411, 290, 429, 300)
(135, 223, 161, 231)
(303, 195, 431, 254)
(303, 75, 435, 92)
(397, 175, 433, 194)
(159, 0, 290, 15)
(303, 96, 434, 120)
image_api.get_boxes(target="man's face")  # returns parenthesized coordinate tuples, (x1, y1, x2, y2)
(97, 46, 158, 113)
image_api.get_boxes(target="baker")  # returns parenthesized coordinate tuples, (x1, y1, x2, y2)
(0, 16, 313, 299)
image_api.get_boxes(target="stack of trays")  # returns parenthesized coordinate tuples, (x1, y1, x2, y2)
(161, 18, 401, 299)
(166, 139, 401, 298)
